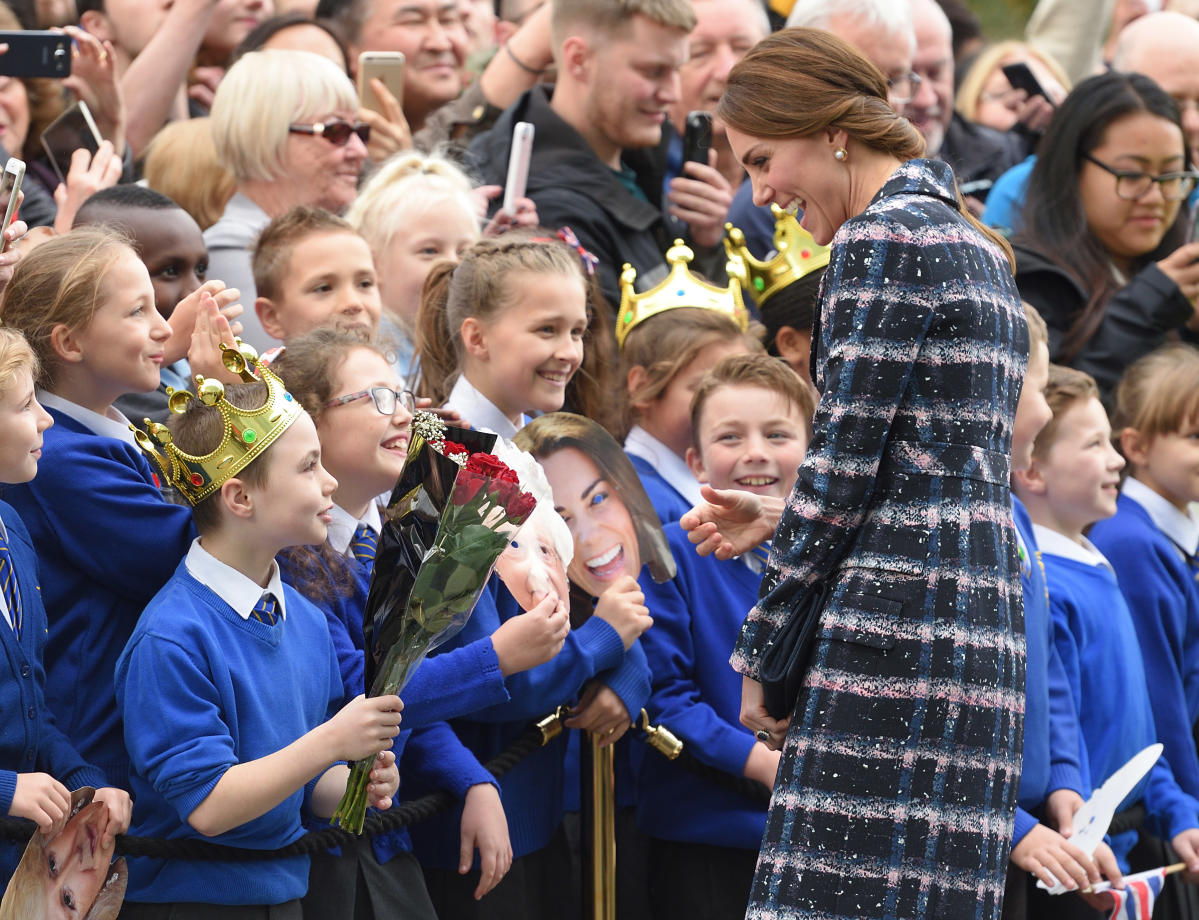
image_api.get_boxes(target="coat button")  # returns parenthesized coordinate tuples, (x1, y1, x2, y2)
(26, 706, 35, 719)
(20, 664, 30, 678)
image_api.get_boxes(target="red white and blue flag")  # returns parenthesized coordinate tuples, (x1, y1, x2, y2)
(1104, 866, 1167, 920)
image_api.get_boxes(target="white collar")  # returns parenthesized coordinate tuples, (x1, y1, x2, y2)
(623, 425, 705, 510)
(1123, 477, 1199, 557)
(1032, 524, 1114, 573)
(0, 516, 12, 630)
(443, 376, 525, 439)
(184, 538, 288, 621)
(328, 502, 382, 557)
(38, 390, 139, 449)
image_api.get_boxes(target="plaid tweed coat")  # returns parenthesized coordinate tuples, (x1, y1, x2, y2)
(732, 159, 1028, 920)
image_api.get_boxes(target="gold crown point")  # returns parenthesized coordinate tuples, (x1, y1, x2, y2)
(724, 207, 831, 307)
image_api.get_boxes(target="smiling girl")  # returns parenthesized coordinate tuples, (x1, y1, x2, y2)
(1014, 71, 1199, 396)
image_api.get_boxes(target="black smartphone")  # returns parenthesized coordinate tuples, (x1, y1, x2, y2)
(682, 111, 713, 167)
(1001, 62, 1050, 103)
(39, 100, 101, 185)
(0, 31, 71, 79)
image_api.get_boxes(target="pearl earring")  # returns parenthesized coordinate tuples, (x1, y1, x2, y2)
(834, 148, 848, 161)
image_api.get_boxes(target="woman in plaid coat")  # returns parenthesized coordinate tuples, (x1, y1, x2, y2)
(693, 29, 1029, 919)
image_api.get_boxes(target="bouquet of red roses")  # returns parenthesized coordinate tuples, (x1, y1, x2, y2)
(332, 411, 539, 833)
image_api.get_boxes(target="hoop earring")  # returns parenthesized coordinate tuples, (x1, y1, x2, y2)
(834, 148, 848, 161)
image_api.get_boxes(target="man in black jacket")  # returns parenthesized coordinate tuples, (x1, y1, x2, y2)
(468, 0, 734, 311)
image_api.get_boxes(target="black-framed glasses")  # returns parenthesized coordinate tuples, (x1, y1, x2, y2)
(1082, 153, 1199, 202)
(886, 71, 923, 105)
(288, 119, 371, 147)
(324, 387, 415, 416)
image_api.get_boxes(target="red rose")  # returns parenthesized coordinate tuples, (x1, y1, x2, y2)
(498, 466, 519, 485)
(465, 453, 510, 478)
(505, 490, 537, 521)
(451, 469, 488, 505)
(490, 478, 517, 505)
(440, 439, 469, 458)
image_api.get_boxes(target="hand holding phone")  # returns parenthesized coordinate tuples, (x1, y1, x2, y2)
(358, 51, 405, 117)
(1001, 62, 1051, 104)
(682, 111, 713, 167)
(1, 158, 25, 254)
(39, 100, 102, 185)
(502, 122, 534, 218)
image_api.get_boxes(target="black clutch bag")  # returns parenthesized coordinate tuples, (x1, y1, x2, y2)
(759, 581, 831, 721)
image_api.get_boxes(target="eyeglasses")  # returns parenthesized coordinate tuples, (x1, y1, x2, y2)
(288, 119, 371, 147)
(1082, 153, 1199, 202)
(324, 387, 415, 416)
(885, 71, 923, 106)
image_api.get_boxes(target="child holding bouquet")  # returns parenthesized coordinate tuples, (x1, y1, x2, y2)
(115, 353, 403, 916)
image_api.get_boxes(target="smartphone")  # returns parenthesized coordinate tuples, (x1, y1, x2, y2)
(682, 111, 713, 167)
(0, 31, 71, 78)
(39, 100, 102, 185)
(1001, 62, 1051, 103)
(0, 158, 25, 253)
(357, 51, 405, 116)
(502, 121, 535, 217)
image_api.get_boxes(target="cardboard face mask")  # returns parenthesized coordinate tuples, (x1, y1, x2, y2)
(514, 413, 676, 598)
(0, 787, 127, 920)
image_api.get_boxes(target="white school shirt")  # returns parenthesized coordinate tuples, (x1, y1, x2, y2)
(623, 424, 705, 512)
(1122, 477, 1199, 557)
(0, 516, 14, 631)
(327, 502, 383, 559)
(1033, 525, 1115, 573)
(184, 539, 289, 621)
(37, 390, 139, 449)
(443, 376, 526, 439)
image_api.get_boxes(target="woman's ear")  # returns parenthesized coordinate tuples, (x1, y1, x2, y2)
(460, 316, 488, 361)
(48, 323, 84, 365)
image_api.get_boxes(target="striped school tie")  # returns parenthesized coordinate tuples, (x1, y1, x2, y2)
(0, 536, 20, 637)
(351, 524, 378, 565)
(251, 592, 278, 627)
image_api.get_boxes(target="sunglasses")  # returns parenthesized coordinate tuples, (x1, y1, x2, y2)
(288, 119, 371, 147)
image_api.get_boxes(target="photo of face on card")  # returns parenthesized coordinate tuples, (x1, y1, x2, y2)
(514, 413, 675, 598)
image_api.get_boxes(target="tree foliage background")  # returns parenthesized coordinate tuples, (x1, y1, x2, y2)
(969, 0, 1037, 39)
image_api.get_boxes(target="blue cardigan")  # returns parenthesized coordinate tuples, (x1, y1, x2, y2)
(1091, 494, 1199, 802)
(3, 409, 195, 788)
(1043, 548, 1199, 868)
(1011, 498, 1084, 846)
(0, 502, 109, 881)
(116, 563, 343, 906)
(637, 523, 767, 849)
(627, 453, 692, 526)
(408, 578, 648, 867)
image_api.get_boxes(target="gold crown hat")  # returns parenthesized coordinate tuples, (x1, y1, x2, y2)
(724, 204, 831, 307)
(615, 239, 748, 349)
(132, 340, 304, 506)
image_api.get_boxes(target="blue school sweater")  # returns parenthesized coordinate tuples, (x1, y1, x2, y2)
(637, 523, 767, 849)
(278, 549, 502, 866)
(1091, 493, 1199, 801)
(627, 454, 692, 526)
(1011, 498, 1084, 846)
(1041, 538, 1199, 868)
(3, 410, 195, 788)
(115, 563, 343, 905)
(408, 578, 647, 867)
(0, 503, 108, 881)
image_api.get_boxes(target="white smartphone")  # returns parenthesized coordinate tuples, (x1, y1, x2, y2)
(357, 51, 405, 116)
(39, 100, 102, 185)
(502, 122, 535, 218)
(0, 158, 25, 253)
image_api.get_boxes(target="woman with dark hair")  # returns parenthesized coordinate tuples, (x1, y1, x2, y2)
(686, 27, 1028, 919)
(1014, 71, 1199, 397)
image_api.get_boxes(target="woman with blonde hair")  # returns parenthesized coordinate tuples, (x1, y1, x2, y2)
(142, 117, 236, 231)
(688, 27, 1028, 919)
(956, 41, 1070, 134)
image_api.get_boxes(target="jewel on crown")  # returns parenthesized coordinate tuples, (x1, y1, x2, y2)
(615, 239, 748, 349)
(131, 340, 303, 506)
(723, 204, 831, 308)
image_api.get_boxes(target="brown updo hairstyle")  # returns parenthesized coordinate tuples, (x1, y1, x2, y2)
(718, 27, 1013, 267)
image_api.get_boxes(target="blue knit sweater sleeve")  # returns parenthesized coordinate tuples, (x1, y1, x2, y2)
(401, 722, 496, 798)
(598, 639, 651, 723)
(1045, 637, 1085, 798)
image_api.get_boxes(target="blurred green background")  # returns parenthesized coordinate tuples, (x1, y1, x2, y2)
(969, 0, 1037, 39)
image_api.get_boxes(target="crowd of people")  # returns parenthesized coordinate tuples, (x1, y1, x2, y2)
(0, 0, 1198, 917)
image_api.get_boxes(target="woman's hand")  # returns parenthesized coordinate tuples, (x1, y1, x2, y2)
(459, 783, 512, 900)
(58, 26, 126, 157)
(1156, 241, 1199, 308)
(739, 676, 789, 750)
(680, 485, 781, 559)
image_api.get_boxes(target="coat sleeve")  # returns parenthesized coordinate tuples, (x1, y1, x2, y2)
(731, 215, 936, 678)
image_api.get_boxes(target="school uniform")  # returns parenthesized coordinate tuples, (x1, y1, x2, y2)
(281, 504, 502, 920)
(0, 502, 109, 883)
(443, 376, 526, 439)
(1091, 482, 1199, 802)
(1037, 525, 1199, 871)
(116, 541, 342, 909)
(624, 426, 701, 526)
(637, 522, 768, 919)
(3, 394, 195, 790)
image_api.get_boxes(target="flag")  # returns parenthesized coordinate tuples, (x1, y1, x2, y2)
(1104, 866, 1167, 920)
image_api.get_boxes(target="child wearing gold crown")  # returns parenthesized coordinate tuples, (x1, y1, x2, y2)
(619, 240, 763, 526)
(114, 350, 403, 916)
(0, 229, 233, 794)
